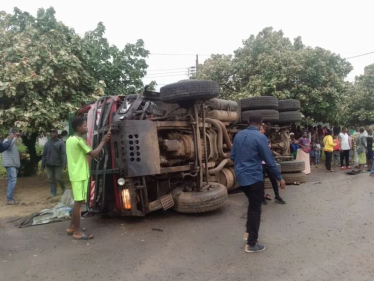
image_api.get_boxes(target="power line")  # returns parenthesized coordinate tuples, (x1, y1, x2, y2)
(146, 70, 189, 76)
(150, 53, 210, 56)
(147, 67, 190, 72)
(145, 73, 188, 78)
(146, 71, 188, 77)
(345, 51, 374, 59)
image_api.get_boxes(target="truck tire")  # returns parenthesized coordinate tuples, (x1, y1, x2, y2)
(160, 80, 220, 103)
(278, 99, 301, 112)
(240, 96, 278, 110)
(241, 109, 279, 123)
(280, 160, 305, 173)
(278, 111, 302, 123)
(171, 182, 228, 213)
(282, 172, 307, 184)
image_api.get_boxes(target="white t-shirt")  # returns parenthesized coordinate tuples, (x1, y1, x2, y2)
(339, 133, 350, 150)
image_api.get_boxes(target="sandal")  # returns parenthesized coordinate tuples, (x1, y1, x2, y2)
(265, 194, 271, 200)
(73, 233, 94, 240)
(66, 227, 87, 235)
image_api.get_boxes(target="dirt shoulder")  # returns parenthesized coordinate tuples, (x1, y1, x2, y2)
(0, 175, 70, 220)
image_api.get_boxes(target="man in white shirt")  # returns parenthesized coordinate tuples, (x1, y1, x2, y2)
(339, 127, 351, 170)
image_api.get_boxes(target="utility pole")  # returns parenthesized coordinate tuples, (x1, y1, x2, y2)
(195, 54, 199, 73)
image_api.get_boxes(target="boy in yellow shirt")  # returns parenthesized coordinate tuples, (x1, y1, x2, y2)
(66, 117, 111, 240)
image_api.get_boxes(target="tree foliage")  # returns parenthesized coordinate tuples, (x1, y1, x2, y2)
(197, 27, 353, 123)
(0, 7, 150, 174)
(343, 64, 374, 126)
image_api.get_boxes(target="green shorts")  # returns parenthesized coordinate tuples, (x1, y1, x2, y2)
(71, 179, 88, 202)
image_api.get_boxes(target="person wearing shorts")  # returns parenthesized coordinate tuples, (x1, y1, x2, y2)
(66, 117, 111, 240)
(356, 128, 367, 172)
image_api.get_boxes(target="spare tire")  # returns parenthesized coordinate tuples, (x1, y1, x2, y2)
(171, 182, 228, 213)
(278, 111, 302, 124)
(241, 109, 279, 123)
(278, 99, 301, 112)
(240, 96, 278, 110)
(280, 160, 305, 173)
(282, 172, 307, 184)
(160, 80, 220, 103)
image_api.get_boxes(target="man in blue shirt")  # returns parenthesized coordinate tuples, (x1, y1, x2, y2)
(231, 112, 285, 253)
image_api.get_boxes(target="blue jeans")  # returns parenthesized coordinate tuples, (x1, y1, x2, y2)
(6, 167, 17, 201)
(311, 150, 320, 165)
(371, 157, 374, 175)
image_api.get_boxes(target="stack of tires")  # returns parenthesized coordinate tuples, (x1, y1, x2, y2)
(279, 160, 307, 185)
(240, 96, 279, 123)
(265, 161, 307, 189)
(278, 99, 302, 124)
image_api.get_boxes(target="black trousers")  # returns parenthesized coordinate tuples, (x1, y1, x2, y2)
(325, 151, 333, 171)
(262, 164, 280, 198)
(242, 182, 263, 246)
(340, 150, 350, 167)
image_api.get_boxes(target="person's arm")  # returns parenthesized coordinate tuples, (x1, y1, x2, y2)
(338, 134, 342, 150)
(41, 143, 48, 170)
(88, 133, 111, 158)
(257, 136, 285, 188)
(0, 140, 11, 153)
(230, 138, 236, 162)
(61, 141, 67, 168)
(327, 136, 336, 147)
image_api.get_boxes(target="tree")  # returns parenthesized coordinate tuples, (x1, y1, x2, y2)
(82, 22, 150, 95)
(197, 27, 353, 123)
(194, 54, 240, 100)
(0, 7, 150, 175)
(343, 64, 374, 126)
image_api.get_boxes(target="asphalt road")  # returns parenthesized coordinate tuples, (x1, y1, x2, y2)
(1, 169, 374, 281)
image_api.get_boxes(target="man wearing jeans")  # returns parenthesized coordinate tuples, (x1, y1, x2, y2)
(231, 112, 285, 253)
(42, 129, 67, 197)
(2, 132, 20, 205)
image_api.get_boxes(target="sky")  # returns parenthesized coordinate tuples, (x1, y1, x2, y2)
(2, 0, 374, 90)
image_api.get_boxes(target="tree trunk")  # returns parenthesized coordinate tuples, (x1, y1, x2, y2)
(21, 132, 42, 176)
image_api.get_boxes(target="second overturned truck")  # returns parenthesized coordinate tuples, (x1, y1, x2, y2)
(76, 80, 306, 216)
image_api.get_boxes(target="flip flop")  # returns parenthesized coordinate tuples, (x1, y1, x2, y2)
(66, 227, 87, 235)
(73, 233, 94, 240)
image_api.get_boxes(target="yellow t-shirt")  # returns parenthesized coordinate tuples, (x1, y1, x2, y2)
(66, 136, 92, 182)
(323, 135, 336, 152)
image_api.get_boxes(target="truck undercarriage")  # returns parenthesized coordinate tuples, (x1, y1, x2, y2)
(76, 80, 305, 216)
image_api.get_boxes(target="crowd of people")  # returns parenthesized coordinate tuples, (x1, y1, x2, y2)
(289, 125, 374, 174)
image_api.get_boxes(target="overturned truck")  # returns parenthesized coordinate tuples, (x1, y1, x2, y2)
(76, 80, 306, 217)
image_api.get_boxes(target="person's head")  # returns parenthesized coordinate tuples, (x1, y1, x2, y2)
(302, 131, 308, 138)
(259, 123, 265, 134)
(326, 129, 332, 136)
(342, 127, 347, 133)
(290, 133, 295, 140)
(356, 127, 360, 132)
(333, 135, 338, 139)
(360, 127, 365, 133)
(50, 129, 58, 140)
(296, 125, 301, 131)
(71, 117, 88, 135)
(368, 128, 373, 135)
(365, 126, 370, 131)
(247, 112, 263, 129)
